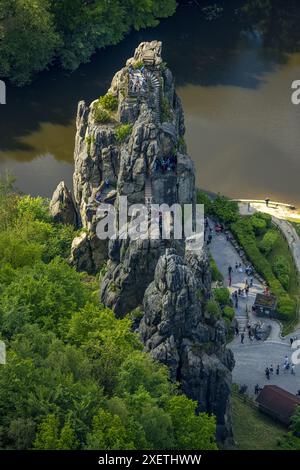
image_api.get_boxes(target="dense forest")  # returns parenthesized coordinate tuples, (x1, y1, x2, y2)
(0, 173, 217, 450)
(1, 1, 300, 86)
(0, 0, 177, 86)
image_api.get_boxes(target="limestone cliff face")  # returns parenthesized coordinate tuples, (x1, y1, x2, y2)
(57, 41, 234, 443)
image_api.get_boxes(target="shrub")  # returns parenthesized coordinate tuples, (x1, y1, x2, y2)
(98, 93, 118, 111)
(230, 217, 291, 304)
(209, 255, 223, 282)
(161, 96, 172, 122)
(277, 433, 300, 450)
(0, 232, 43, 269)
(115, 124, 133, 142)
(93, 106, 111, 124)
(132, 60, 144, 70)
(231, 218, 273, 280)
(213, 287, 230, 306)
(85, 135, 95, 155)
(277, 296, 296, 321)
(223, 306, 235, 322)
(250, 213, 269, 235)
(206, 300, 221, 319)
(259, 230, 278, 254)
(290, 406, 300, 438)
(197, 191, 213, 216)
(17, 196, 50, 222)
(250, 212, 272, 235)
(272, 256, 290, 290)
(211, 195, 239, 224)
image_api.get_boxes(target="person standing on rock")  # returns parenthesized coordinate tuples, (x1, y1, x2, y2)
(241, 333, 244, 344)
(228, 265, 232, 276)
(290, 337, 294, 347)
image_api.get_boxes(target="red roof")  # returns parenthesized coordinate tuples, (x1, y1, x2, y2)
(256, 385, 300, 425)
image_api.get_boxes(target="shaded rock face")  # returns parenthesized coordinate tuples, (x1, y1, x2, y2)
(67, 41, 234, 443)
(101, 238, 185, 318)
(50, 181, 78, 226)
(140, 249, 235, 443)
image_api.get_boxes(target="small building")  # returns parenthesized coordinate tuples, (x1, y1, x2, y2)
(256, 385, 300, 426)
(253, 293, 277, 318)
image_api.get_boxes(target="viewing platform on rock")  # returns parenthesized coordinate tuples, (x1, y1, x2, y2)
(233, 198, 298, 215)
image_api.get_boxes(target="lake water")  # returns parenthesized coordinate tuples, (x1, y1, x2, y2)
(1, 5, 300, 205)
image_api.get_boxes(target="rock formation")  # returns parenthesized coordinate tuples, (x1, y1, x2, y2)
(140, 249, 234, 442)
(51, 41, 234, 443)
(50, 181, 78, 226)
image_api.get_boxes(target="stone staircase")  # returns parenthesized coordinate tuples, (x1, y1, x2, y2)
(237, 308, 248, 332)
(145, 178, 153, 206)
(145, 71, 161, 124)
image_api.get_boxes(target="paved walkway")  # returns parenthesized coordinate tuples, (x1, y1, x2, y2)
(209, 229, 281, 341)
(230, 341, 300, 396)
(208, 225, 300, 396)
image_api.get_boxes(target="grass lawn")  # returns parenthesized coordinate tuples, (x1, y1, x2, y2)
(232, 393, 287, 450)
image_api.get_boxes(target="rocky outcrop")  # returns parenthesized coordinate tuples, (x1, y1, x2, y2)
(50, 181, 78, 226)
(140, 249, 234, 443)
(66, 41, 234, 443)
(71, 40, 193, 275)
(101, 238, 184, 318)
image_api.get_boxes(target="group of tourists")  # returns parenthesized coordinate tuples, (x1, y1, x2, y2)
(233, 279, 253, 300)
(128, 65, 147, 94)
(153, 154, 177, 173)
(234, 261, 253, 276)
(228, 262, 253, 293)
(238, 320, 257, 343)
(264, 356, 296, 380)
